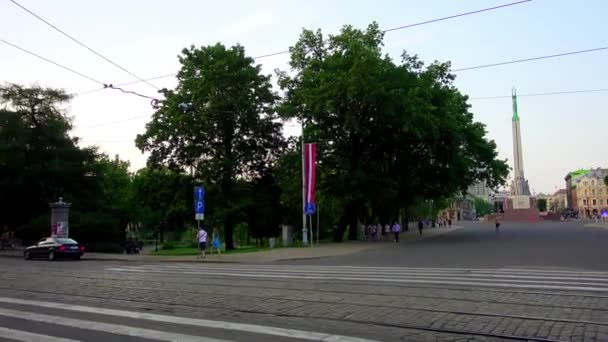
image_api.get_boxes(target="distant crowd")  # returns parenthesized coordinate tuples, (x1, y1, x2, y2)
(362, 218, 453, 242)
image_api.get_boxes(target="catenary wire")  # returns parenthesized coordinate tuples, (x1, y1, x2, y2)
(9, 0, 159, 90)
(83, 0, 532, 90)
(0, 38, 105, 86)
(78, 87, 608, 131)
(469, 88, 608, 100)
(453, 46, 608, 72)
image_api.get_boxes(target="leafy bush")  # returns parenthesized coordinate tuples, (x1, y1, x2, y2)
(70, 211, 123, 245)
(84, 242, 124, 253)
(16, 215, 50, 245)
(161, 242, 175, 250)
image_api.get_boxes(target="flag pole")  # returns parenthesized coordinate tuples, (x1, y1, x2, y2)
(316, 204, 320, 246)
(301, 121, 308, 246)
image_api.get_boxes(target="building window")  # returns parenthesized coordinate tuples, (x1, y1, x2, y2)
(593, 199, 597, 206)
(584, 181, 588, 186)
(593, 189, 596, 195)
(601, 199, 605, 205)
(585, 190, 588, 195)
(583, 199, 587, 205)
(592, 181, 595, 186)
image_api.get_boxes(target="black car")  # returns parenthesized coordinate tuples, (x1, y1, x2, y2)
(24, 237, 85, 261)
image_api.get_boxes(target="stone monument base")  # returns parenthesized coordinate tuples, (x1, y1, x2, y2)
(491, 196, 540, 222)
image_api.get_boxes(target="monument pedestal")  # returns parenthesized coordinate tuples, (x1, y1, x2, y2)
(493, 196, 540, 222)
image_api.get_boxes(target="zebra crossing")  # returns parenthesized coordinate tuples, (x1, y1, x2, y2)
(0, 296, 375, 342)
(107, 264, 608, 293)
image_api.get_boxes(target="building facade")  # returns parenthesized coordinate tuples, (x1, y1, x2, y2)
(467, 181, 493, 202)
(565, 168, 608, 218)
(550, 189, 567, 213)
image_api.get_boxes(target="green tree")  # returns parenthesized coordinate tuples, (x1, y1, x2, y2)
(136, 43, 284, 249)
(474, 197, 494, 217)
(278, 23, 508, 240)
(131, 167, 193, 242)
(69, 154, 136, 250)
(0, 84, 97, 242)
(537, 198, 548, 212)
(604, 175, 608, 187)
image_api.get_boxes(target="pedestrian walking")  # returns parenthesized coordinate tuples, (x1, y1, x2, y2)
(447, 219, 452, 228)
(418, 220, 424, 235)
(211, 227, 222, 256)
(495, 219, 501, 234)
(196, 226, 208, 259)
(392, 221, 401, 242)
(384, 224, 390, 240)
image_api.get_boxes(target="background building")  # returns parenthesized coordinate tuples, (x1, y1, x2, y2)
(467, 181, 493, 203)
(565, 168, 608, 218)
(550, 189, 567, 213)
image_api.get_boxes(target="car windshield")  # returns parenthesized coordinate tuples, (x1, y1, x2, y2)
(56, 238, 77, 244)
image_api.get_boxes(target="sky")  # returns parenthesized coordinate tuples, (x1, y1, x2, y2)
(1, 0, 607, 194)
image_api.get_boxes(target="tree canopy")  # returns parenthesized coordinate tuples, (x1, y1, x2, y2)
(277, 23, 508, 239)
(136, 43, 285, 249)
(1, 22, 510, 249)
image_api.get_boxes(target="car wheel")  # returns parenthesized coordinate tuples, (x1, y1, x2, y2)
(24, 251, 31, 260)
(48, 251, 55, 261)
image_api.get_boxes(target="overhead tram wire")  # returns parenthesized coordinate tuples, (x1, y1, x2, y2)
(383, 0, 531, 32)
(454, 46, 608, 72)
(82, 44, 608, 99)
(469, 88, 608, 100)
(83, 0, 532, 91)
(88, 43, 608, 117)
(82, 86, 608, 130)
(0, 38, 105, 86)
(9, 0, 159, 91)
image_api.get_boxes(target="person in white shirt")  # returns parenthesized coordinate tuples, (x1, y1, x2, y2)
(197, 227, 208, 259)
(392, 222, 401, 242)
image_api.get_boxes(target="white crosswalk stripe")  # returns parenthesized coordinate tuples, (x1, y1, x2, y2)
(0, 297, 377, 342)
(0, 326, 80, 342)
(107, 264, 608, 293)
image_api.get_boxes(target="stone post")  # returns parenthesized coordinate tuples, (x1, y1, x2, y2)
(50, 197, 71, 238)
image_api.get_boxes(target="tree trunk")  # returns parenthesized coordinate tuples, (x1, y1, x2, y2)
(224, 213, 235, 250)
(334, 209, 350, 242)
(348, 208, 358, 240)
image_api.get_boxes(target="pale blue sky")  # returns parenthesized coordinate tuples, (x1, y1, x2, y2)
(1, 0, 606, 194)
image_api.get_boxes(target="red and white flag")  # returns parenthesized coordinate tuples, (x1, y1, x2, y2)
(304, 143, 317, 210)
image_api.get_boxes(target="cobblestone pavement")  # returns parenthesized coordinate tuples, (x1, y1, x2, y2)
(1, 258, 608, 341)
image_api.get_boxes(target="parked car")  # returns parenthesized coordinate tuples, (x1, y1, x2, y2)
(24, 237, 85, 261)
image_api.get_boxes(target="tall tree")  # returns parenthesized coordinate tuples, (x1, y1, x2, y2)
(474, 198, 494, 217)
(131, 167, 193, 242)
(136, 44, 284, 249)
(278, 23, 508, 240)
(0, 84, 97, 235)
(537, 198, 548, 212)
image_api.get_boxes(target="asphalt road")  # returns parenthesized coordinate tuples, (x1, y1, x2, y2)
(0, 221, 607, 341)
(284, 221, 608, 270)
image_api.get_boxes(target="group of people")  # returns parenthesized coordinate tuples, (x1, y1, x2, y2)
(364, 218, 455, 241)
(196, 226, 222, 259)
(363, 222, 402, 242)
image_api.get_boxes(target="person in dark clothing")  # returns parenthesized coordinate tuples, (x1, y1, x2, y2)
(418, 220, 424, 235)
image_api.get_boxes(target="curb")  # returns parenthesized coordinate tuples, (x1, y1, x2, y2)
(0, 253, 239, 263)
(585, 224, 608, 229)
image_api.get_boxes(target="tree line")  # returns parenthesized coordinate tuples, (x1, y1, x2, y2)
(0, 23, 508, 250)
